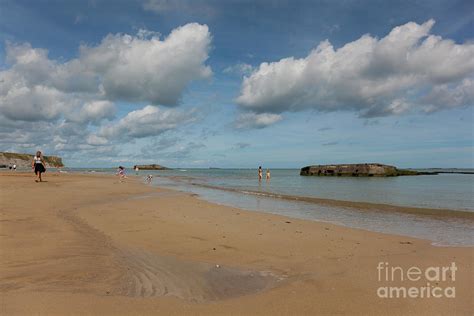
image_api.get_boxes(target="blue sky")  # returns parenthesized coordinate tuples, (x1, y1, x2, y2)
(0, 0, 473, 168)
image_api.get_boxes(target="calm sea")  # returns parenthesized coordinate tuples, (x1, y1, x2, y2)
(37, 167, 474, 246)
(146, 168, 474, 211)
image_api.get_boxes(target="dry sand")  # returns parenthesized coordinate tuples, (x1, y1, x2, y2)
(0, 172, 472, 315)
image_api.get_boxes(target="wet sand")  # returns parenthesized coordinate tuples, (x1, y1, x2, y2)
(0, 172, 472, 315)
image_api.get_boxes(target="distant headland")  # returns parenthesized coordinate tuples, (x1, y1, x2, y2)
(0, 152, 64, 168)
(300, 163, 437, 177)
(133, 164, 169, 170)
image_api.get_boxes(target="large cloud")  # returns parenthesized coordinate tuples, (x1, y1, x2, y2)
(79, 23, 212, 105)
(0, 23, 212, 156)
(71, 100, 116, 124)
(1, 22, 212, 118)
(236, 20, 474, 118)
(99, 105, 195, 139)
(0, 85, 70, 121)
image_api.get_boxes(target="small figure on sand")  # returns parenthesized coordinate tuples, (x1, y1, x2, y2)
(258, 166, 263, 181)
(146, 174, 153, 184)
(32, 151, 46, 182)
(266, 169, 271, 180)
(134, 165, 139, 175)
(12, 164, 16, 171)
(117, 166, 126, 182)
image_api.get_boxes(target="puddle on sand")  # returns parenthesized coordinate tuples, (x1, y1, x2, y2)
(115, 247, 284, 303)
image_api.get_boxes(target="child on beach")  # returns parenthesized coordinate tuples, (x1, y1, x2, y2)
(266, 169, 271, 180)
(32, 151, 46, 182)
(117, 166, 126, 182)
(146, 174, 153, 184)
(258, 166, 263, 181)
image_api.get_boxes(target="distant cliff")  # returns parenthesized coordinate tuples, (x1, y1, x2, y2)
(0, 152, 64, 168)
(134, 164, 169, 170)
(300, 163, 436, 177)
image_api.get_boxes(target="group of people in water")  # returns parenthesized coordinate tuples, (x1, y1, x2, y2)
(258, 166, 271, 181)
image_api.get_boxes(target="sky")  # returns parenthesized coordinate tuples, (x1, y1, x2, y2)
(0, 0, 473, 168)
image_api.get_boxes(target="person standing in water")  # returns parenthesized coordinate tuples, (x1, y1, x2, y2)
(258, 166, 263, 181)
(32, 151, 46, 182)
(266, 169, 271, 180)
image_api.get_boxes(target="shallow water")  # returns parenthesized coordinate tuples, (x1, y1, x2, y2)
(150, 175, 474, 247)
(44, 167, 474, 211)
(143, 169, 474, 211)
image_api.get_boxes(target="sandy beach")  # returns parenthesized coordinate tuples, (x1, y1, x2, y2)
(0, 172, 472, 315)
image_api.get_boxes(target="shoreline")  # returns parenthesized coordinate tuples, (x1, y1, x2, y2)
(172, 178, 474, 220)
(1, 172, 472, 314)
(5, 169, 473, 216)
(98, 173, 474, 245)
(149, 176, 474, 247)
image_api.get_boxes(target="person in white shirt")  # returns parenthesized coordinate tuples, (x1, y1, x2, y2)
(31, 151, 46, 182)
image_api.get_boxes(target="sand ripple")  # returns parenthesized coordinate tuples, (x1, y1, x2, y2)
(116, 247, 280, 302)
(58, 208, 281, 302)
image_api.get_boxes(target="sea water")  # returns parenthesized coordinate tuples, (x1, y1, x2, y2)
(146, 168, 474, 211)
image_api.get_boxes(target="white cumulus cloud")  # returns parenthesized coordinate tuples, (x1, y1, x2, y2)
(0, 23, 212, 156)
(0, 84, 69, 121)
(0, 23, 212, 124)
(79, 23, 212, 105)
(66, 100, 116, 124)
(236, 20, 474, 118)
(99, 105, 196, 139)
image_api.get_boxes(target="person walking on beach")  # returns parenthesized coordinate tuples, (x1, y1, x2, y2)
(32, 151, 46, 182)
(258, 166, 263, 181)
(117, 166, 126, 182)
(266, 169, 271, 180)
